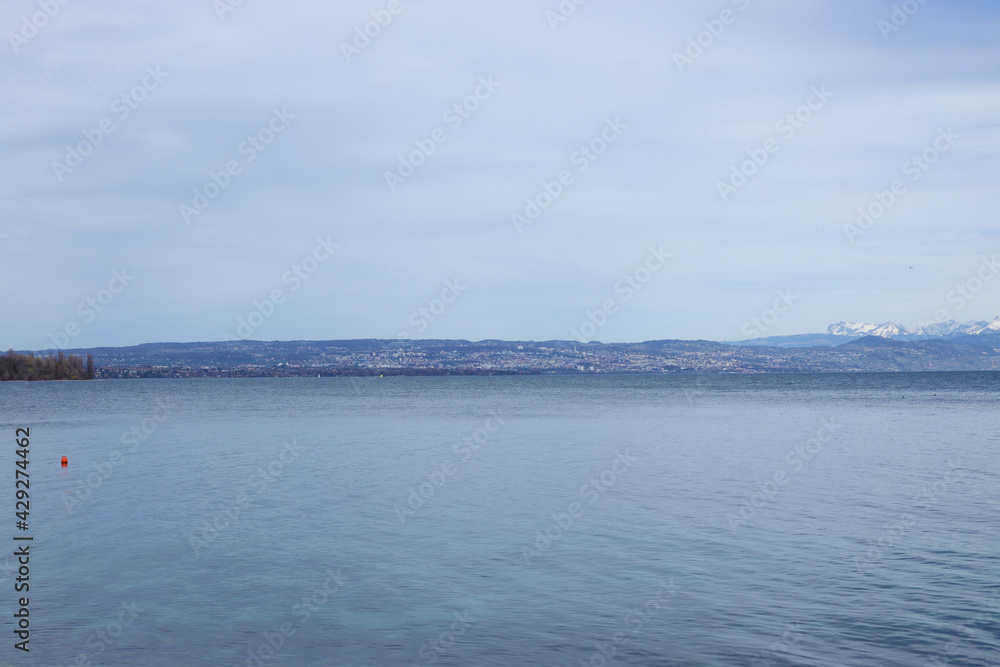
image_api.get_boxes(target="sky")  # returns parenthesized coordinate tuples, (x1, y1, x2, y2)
(2, 0, 999, 350)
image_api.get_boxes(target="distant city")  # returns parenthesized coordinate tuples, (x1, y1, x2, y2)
(31, 317, 1000, 377)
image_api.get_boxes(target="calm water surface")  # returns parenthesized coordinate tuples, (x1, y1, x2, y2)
(0, 373, 997, 666)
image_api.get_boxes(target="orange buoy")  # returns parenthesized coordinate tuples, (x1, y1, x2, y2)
(61, 456, 68, 466)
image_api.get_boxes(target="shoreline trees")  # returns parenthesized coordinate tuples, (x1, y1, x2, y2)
(1, 350, 95, 381)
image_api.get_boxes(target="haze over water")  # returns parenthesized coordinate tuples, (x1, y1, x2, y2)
(2, 373, 997, 665)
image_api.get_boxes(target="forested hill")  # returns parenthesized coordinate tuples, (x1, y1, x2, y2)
(1, 350, 94, 381)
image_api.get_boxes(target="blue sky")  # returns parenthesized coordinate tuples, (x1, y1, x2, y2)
(2, 0, 999, 349)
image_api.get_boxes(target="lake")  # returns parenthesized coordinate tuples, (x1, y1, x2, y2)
(1, 373, 998, 666)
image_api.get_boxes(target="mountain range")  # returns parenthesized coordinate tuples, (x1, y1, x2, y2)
(735, 317, 1000, 348)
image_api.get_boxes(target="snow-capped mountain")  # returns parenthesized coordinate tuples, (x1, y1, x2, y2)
(827, 321, 911, 337)
(971, 316, 1000, 334)
(826, 321, 877, 336)
(912, 320, 987, 337)
(869, 322, 911, 338)
(827, 318, 1000, 339)
(735, 317, 1000, 348)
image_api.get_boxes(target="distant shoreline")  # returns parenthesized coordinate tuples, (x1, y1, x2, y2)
(85, 368, 1000, 379)
(13, 334, 1000, 375)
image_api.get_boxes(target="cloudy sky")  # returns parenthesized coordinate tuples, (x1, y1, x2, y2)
(2, 0, 999, 350)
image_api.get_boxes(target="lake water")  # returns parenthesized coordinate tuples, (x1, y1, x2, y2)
(1, 373, 998, 666)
